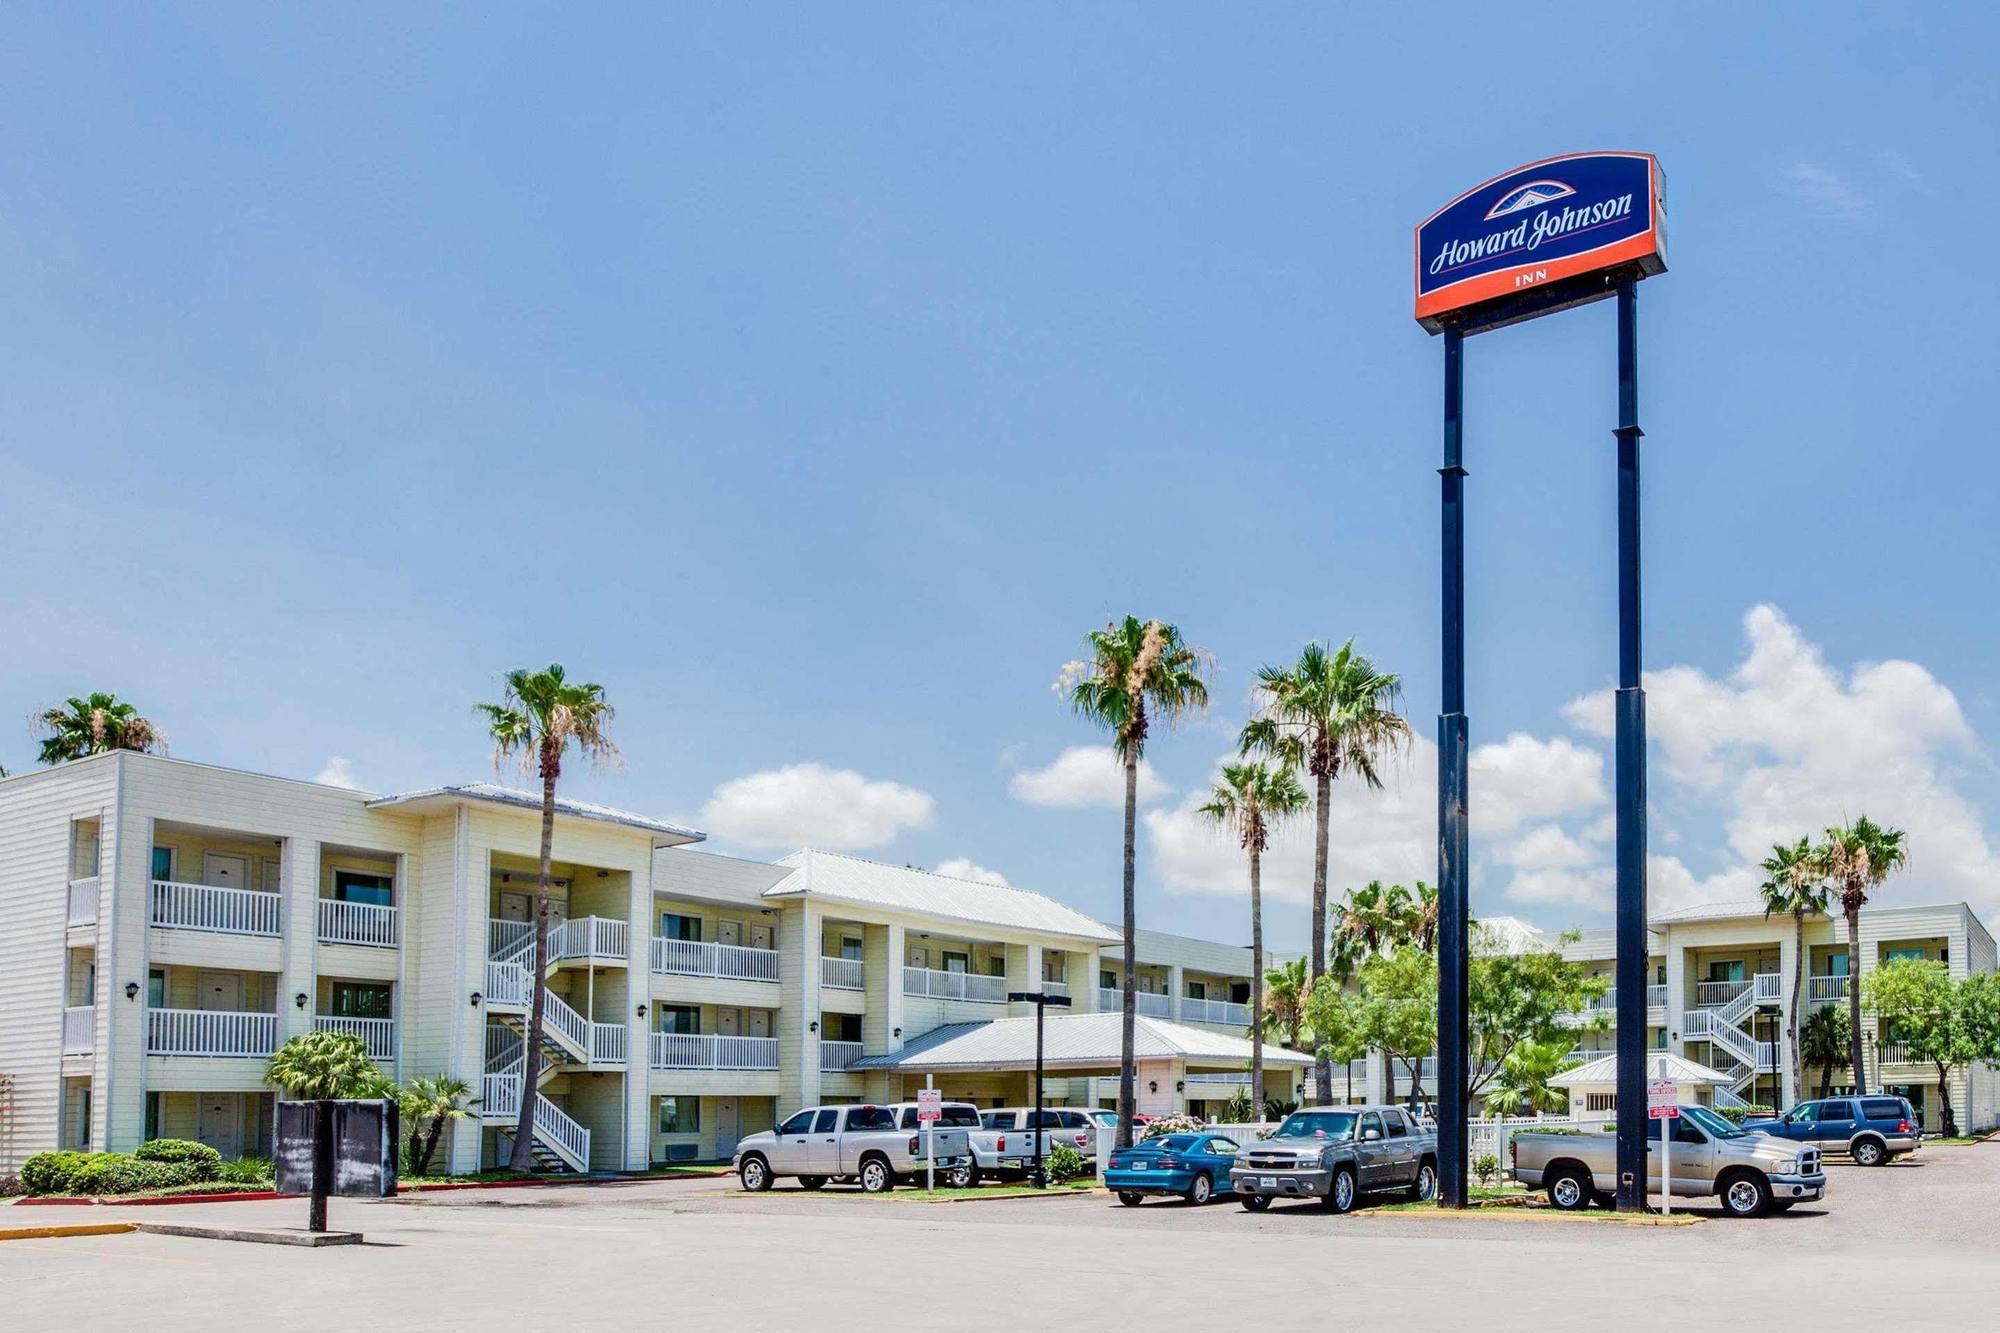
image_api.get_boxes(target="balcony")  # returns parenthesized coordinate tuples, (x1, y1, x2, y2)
(551, 916, 629, 965)
(63, 1006, 95, 1054)
(1694, 979, 1750, 1007)
(820, 1040, 864, 1072)
(1754, 972, 1782, 1004)
(821, 956, 864, 990)
(1041, 980, 1071, 999)
(1097, 988, 1174, 1018)
(1179, 996, 1252, 1027)
(1807, 974, 1850, 1004)
(649, 1032, 780, 1071)
(904, 967, 1008, 1003)
(651, 937, 781, 984)
(1183, 1072, 1252, 1089)
(67, 877, 99, 927)
(150, 880, 280, 937)
(317, 899, 398, 948)
(1876, 1042, 1922, 1068)
(314, 1014, 396, 1060)
(147, 1007, 279, 1057)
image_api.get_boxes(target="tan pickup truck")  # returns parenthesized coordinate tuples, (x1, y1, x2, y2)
(1509, 1104, 1827, 1217)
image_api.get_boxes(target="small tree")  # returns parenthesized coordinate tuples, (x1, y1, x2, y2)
(1465, 927, 1608, 1104)
(399, 1075, 479, 1176)
(265, 1031, 390, 1101)
(1862, 959, 2000, 1138)
(1484, 1039, 1579, 1117)
(1302, 977, 1372, 1104)
(1356, 947, 1437, 1103)
(1800, 1004, 1850, 1099)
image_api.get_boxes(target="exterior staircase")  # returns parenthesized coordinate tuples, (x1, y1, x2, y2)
(1684, 974, 1780, 1106)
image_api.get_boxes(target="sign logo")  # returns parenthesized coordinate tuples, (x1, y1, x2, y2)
(1415, 152, 1666, 332)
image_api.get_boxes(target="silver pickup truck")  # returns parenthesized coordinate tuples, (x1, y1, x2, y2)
(1229, 1105, 1440, 1213)
(733, 1102, 973, 1193)
(967, 1107, 1105, 1182)
(1509, 1104, 1827, 1217)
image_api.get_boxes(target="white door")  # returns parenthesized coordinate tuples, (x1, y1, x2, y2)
(747, 1010, 772, 1039)
(197, 1095, 243, 1158)
(197, 971, 244, 1011)
(202, 853, 250, 891)
(716, 1008, 742, 1036)
(717, 920, 742, 948)
(499, 891, 532, 923)
(714, 1098, 741, 1158)
(749, 922, 774, 951)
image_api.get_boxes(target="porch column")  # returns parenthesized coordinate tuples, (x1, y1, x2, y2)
(280, 838, 320, 1044)
(1663, 932, 1689, 1055)
(1166, 964, 1185, 1021)
(862, 922, 904, 1054)
(624, 862, 652, 1171)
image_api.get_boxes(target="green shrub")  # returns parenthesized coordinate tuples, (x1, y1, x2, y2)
(1044, 1143, 1090, 1183)
(1219, 1088, 1257, 1123)
(21, 1150, 90, 1195)
(217, 1155, 274, 1186)
(65, 1154, 198, 1196)
(135, 1138, 223, 1178)
(1473, 1152, 1500, 1187)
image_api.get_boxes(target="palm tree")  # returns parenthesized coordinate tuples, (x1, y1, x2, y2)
(399, 1074, 479, 1176)
(1485, 1038, 1579, 1116)
(1799, 1004, 1850, 1099)
(478, 664, 620, 1170)
(1242, 639, 1410, 1105)
(1407, 881, 1440, 955)
(33, 692, 166, 765)
(1758, 837, 1830, 1102)
(265, 1031, 390, 1101)
(1198, 760, 1307, 1117)
(1821, 816, 1909, 1096)
(1261, 957, 1310, 1050)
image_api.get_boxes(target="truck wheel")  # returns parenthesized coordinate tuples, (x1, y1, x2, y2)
(1851, 1137, 1886, 1167)
(858, 1156, 895, 1194)
(1118, 1191, 1146, 1207)
(1719, 1171, 1772, 1218)
(1184, 1172, 1213, 1205)
(738, 1155, 773, 1192)
(1239, 1194, 1271, 1212)
(1407, 1159, 1438, 1201)
(799, 1176, 827, 1191)
(1323, 1166, 1359, 1214)
(943, 1162, 978, 1189)
(1546, 1167, 1592, 1212)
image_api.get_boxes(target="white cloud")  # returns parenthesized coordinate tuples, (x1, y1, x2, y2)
(1777, 162, 1875, 224)
(1470, 733, 1608, 833)
(700, 763, 935, 851)
(314, 756, 362, 790)
(1010, 745, 1169, 809)
(935, 857, 1009, 886)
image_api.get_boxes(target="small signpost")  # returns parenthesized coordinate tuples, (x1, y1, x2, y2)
(918, 1081, 942, 1192)
(276, 1098, 398, 1238)
(1647, 1079, 1679, 1216)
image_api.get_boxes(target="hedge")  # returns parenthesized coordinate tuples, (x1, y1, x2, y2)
(20, 1146, 222, 1196)
(135, 1138, 223, 1173)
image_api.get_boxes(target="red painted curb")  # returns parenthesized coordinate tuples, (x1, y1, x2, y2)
(12, 1170, 720, 1207)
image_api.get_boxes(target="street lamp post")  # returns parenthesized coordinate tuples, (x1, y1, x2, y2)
(1008, 990, 1073, 1187)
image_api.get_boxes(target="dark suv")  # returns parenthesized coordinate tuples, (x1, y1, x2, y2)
(1745, 1096, 1920, 1166)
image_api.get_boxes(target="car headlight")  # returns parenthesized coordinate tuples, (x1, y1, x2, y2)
(1773, 1158, 1797, 1174)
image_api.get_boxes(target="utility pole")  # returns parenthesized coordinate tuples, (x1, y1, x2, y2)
(1009, 990, 1072, 1187)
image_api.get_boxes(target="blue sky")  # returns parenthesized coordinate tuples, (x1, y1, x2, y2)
(5, 5, 1997, 949)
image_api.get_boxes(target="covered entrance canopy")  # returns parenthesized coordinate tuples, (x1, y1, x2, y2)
(849, 1011, 1313, 1080)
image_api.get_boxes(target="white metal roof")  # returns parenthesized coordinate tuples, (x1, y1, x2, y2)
(848, 1011, 1314, 1073)
(1549, 1051, 1731, 1088)
(765, 849, 1119, 944)
(367, 783, 706, 847)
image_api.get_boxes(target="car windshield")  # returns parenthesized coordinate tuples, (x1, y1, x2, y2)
(1272, 1111, 1356, 1141)
(1681, 1106, 1748, 1139)
(1155, 1135, 1199, 1151)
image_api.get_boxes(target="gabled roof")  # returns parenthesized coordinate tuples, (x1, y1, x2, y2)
(1550, 1051, 1730, 1088)
(367, 783, 705, 848)
(848, 1012, 1314, 1073)
(764, 850, 1118, 945)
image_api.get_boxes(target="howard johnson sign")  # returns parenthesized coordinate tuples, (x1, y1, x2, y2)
(1414, 152, 1666, 332)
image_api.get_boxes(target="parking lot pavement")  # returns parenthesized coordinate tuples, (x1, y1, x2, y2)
(4, 1148, 1995, 1331)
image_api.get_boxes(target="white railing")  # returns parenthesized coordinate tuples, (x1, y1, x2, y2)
(1808, 974, 1850, 1002)
(485, 958, 532, 1008)
(486, 1024, 522, 1071)
(650, 937, 782, 983)
(904, 966, 1008, 1003)
(67, 877, 100, 926)
(1564, 1047, 1610, 1066)
(1648, 984, 1667, 1008)
(590, 1023, 627, 1065)
(821, 956, 864, 990)
(820, 1040, 863, 1072)
(484, 1069, 522, 1120)
(1096, 987, 1174, 1017)
(535, 1095, 590, 1169)
(147, 1007, 279, 1057)
(63, 1006, 95, 1054)
(489, 918, 534, 957)
(1695, 979, 1751, 1007)
(149, 880, 280, 937)
(314, 1014, 397, 1060)
(1753, 972, 1782, 1004)
(1179, 997, 1252, 1027)
(1041, 979, 1071, 999)
(1756, 1040, 1780, 1073)
(551, 916, 629, 964)
(1184, 1072, 1252, 1087)
(541, 990, 591, 1060)
(648, 1032, 781, 1070)
(1876, 1042, 1919, 1066)
(317, 899, 398, 948)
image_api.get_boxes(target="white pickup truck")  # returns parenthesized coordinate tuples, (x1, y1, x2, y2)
(966, 1107, 1108, 1182)
(733, 1102, 974, 1194)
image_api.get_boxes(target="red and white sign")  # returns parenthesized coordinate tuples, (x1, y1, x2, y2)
(916, 1088, 942, 1123)
(1647, 1079, 1679, 1119)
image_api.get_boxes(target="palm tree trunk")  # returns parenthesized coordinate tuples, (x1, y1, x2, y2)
(1117, 751, 1139, 1150)
(1310, 770, 1332, 1106)
(509, 754, 561, 1170)
(1844, 904, 1868, 1096)
(1817, 1061, 1832, 1100)
(1936, 1063, 1957, 1138)
(1249, 841, 1264, 1125)
(420, 1114, 447, 1176)
(1787, 909, 1806, 1103)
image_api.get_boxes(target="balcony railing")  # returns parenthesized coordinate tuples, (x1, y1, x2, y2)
(150, 880, 280, 937)
(551, 916, 629, 964)
(147, 1007, 279, 1057)
(1875, 1042, 1921, 1067)
(489, 918, 534, 956)
(317, 899, 398, 948)
(649, 1032, 780, 1071)
(904, 966, 1008, 1003)
(1096, 987, 1175, 1017)
(1041, 979, 1070, 998)
(314, 1014, 396, 1060)
(821, 956, 864, 990)
(820, 1040, 864, 1072)
(591, 1023, 628, 1066)
(1694, 979, 1751, 1007)
(1179, 997, 1252, 1027)
(1753, 972, 1782, 1004)
(67, 877, 99, 927)
(1807, 974, 1850, 1003)
(485, 957, 532, 1008)
(651, 937, 781, 983)
(1184, 1072, 1252, 1087)
(1648, 984, 1667, 1008)
(63, 1006, 95, 1054)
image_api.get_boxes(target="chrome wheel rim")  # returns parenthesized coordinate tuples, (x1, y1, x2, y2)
(1856, 1142, 1881, 1164)
(1417, 1166, 1437, 1200)
(863, 1163, 887, 1191)
(1726, 1180, 1760, 1214)
(1191, 1176, 1210, 1203)
(1335, 1173, 1354, 1210)
(743, 1162, 764, 1189)
(1552, 1178, 1582, 1208)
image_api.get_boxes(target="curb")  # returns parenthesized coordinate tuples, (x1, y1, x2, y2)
(0, 1222, 139, 1241)
(1361, 1203, 1703, 1227)
(14, 1173, 668, 1208)
(139, 1221, 361, 1247)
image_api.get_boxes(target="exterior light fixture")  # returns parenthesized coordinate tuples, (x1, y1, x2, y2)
(294, 992, 309, 1010)
(1148, 1080, 1158, 1094)
(892, 1027, 901, 1039)
(124, 981, 140, 1001)
(809, 1020, 819, 1034)
(1176, 1080, 1185, 1093)
(636, 1003, 648, 1019)
(470, 992, 483, 1008)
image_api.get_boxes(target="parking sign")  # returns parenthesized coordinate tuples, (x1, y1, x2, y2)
(917, 1088, 942, 1123)
(1647, 1079, 1679, 1119)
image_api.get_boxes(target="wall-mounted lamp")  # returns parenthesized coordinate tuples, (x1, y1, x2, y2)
(294, 992, 309, 1010)
(892, 1027, 902, 1039)
(1175, 1080, 1185, 1094)
(470, 992, 483, 1009)
(809, 1020, 819, 1034)
(636, 1003, 648, 1019)
(1147, 1080, 1158, 1095)
(596, 870, 609, 878)
(124, 981, 140, 1002)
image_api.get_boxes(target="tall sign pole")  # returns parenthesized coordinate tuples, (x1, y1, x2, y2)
(1413, 152, 1668, 1212)
(1009, 989, 1072, 1189)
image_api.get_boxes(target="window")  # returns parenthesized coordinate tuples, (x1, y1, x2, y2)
(1383, 1111, 1409, 1138)
(658, 1098, 699, 1135)
(145, 1092, 161, 1142)
(147, 968, 165, 1008)
(1825, 952, 1850, 977)
(151, 846, 174, 881)
(1885, 948, 1928, 963)
(980, 1111, 1011, 1130)
(660, 913, 702, 942)
(1056, 1110, 1087, 1128)
(328, 982, 393, 1020)
(811, 1109, 839, 1134)
(839, 936, 863, 961)
(779, 1110, 815, 1136)
(1229, 981, 1251, 1005)
(987, 957, 1007, 978)
(332, 871, 392, 907)
(1785, 1103, 1819, 1126)
(1100, 970, 1115, 990)
(1358, 1112, 1384, 1140)
(1861, 1099, 1907, 1121)
(845, 1106, 895, 1131)
(827, 1013, 862, 1043)
(657, 1005, 700, 1035)
(1208, 1138, 1239, 1156)
(1672, 1118, 1706, 1145)
(1186, 980, 1207, 1001)
(1706, 960, 1745, 982)
(941, 951, 969, 974)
